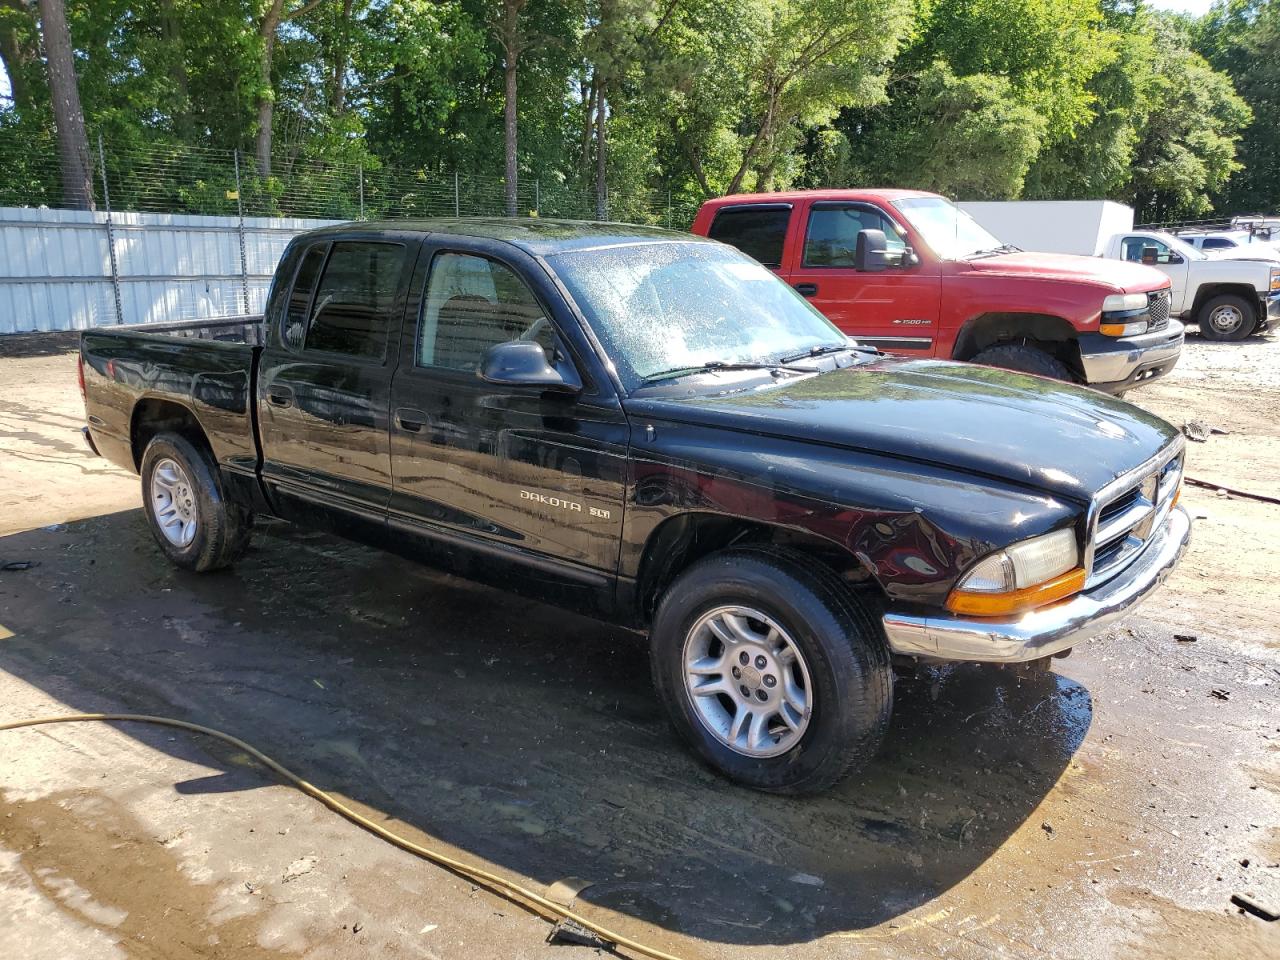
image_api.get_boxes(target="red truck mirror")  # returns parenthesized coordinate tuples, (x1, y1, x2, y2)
(854, 229, 890, 273)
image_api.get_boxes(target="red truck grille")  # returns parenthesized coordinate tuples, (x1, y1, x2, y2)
(1147, 290, 1171, 331)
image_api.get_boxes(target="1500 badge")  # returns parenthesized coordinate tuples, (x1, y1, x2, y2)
(521, 489, 611, 519)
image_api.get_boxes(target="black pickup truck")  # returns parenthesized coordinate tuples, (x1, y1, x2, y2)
(80, 220, 1191, 793)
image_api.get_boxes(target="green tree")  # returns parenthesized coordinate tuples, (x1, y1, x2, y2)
(1126, 13, 1250, 220)
(1197, 0, 1280, 214)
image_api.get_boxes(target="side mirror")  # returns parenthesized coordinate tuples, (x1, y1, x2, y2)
(479, 340, 582, 393)
(1141, 245, 1159, 265)
(854, 229, 889, 272)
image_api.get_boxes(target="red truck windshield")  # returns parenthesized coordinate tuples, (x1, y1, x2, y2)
(893, 196, 1005, 260)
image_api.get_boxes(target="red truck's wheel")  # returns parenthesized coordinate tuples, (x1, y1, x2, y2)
(140, 433, 253, 572)
(971, 343, 1073, 381)
(650, 547, 892, 794)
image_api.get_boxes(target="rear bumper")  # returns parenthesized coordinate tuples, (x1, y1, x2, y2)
(882, 505, 1191, 664)
(1078, 321, 1184, 394)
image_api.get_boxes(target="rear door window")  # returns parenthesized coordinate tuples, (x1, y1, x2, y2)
(707, 205, 791, 268)
(803, 204, 906, 268)
(304, 241, 405, 360)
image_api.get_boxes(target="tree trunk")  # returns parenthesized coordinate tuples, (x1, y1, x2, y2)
(329, 0, 353, 113)
(579, 74, 595, 179)
(255, 0, 286, 177)
(157, 0, 191, 137)
(36, 0, 93, 209)
(594, 79, 607, 220)
(498, 0, 525, 218)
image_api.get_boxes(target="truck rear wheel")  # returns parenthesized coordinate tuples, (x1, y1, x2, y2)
(971, 343, 1073, 381)
(140, 432, 253, 572)
(649, 547, 892, 794)
(1196, 294, 1257, 341)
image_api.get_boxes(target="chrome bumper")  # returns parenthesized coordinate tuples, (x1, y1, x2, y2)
(882, 505, 1191, 664)
(1079, 321, 1184, 393)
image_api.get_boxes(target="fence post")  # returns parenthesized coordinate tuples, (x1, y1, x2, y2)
(535, 179, 540, 216)
(233, 150, 250, 316)
(666, 188, 671, 229)
(358, 164, 365, 219)
(454, 172, 460, 218)
(97, 134, 124, 326)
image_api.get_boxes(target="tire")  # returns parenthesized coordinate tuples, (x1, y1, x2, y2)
(140, 432, 253, 572)
(1196, 293, 1257, 341)
(971, 343, 1073, 381)
(649, 547, 892, 795)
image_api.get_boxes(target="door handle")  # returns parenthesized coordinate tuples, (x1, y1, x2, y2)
(395, 407, 428, 433)
(794, 282, 818, 297)
(266, 386, 294, 408)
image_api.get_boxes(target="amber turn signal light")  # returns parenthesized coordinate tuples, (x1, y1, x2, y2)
(946, 567, 1087, 618)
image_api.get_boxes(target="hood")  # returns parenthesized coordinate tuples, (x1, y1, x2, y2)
(964, 251, 1169, 293)
(627, 358, 1180, 504)
(1205, 247, 1280, 265)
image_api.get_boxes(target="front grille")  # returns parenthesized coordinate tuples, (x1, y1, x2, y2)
(1148, 290, 1171, 331)
(1087, 448, 1181, 587)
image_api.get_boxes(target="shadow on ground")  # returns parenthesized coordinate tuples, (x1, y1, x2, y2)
(0, 510, 1092, 946)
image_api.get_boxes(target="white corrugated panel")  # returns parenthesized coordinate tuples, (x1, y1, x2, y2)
(0, 207, 341, 333)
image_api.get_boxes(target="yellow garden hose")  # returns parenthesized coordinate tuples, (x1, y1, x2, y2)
(0, 713, 687, 960)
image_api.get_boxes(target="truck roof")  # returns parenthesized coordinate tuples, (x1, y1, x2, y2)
(699, 188, 943, 209)
(297, 217, 714, 256)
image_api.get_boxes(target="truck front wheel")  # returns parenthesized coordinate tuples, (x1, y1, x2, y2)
(140, 432, 253, 572)
(1196, 294, 1257, 341)
(649, 547, 892, 794)
(970, 343, 1073, 381)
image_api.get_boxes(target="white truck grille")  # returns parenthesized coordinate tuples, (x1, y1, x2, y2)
(1086, 443, 1183, 587)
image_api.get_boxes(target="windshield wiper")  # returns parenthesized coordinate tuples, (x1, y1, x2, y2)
(965, 243, 1021, 259)
(640, 361, 781, 384)
(779, 343, 854, 364)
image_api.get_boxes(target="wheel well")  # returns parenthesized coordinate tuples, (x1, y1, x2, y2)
(635, 513, 877, 624)
(952, 313, 1084, 379)
(1190, 284, 1259, 321)
(130, 398, 211, 470)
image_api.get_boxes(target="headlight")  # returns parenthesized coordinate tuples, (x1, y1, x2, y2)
(946, 528, 1085, 617)
(1100, 292, 1150, 336)
(1270, 268, 1280, 292)
(1102, 293, 1146, 312)
(1099, 319, 1149, 336)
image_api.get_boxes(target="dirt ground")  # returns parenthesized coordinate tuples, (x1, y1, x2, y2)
(0, 328, 1277, 960)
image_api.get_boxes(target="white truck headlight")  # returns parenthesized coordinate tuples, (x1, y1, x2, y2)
(947, 528, 1084, 616)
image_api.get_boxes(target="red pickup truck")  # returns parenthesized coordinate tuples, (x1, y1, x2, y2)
(691, 189, 1183, 393)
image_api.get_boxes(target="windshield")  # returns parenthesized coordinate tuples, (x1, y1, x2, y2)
(1160, 233, 1206, 261)
(892, 196, 1005, 260)
(547, 241, 849, 391)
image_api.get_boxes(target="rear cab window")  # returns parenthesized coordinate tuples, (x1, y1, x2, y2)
(707, 204, 792, 269)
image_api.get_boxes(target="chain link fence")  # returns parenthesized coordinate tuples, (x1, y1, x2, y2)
(0, 134, 703, 228)
(0, 135, 706, 334)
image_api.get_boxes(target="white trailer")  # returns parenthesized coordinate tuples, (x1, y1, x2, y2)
(957, 200, 1134, 257)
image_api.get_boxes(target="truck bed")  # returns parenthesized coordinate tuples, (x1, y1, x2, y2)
(80, 316, 265, 481)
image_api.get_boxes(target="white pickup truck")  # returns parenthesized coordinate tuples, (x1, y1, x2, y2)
(1101, 230, 1280, 341)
